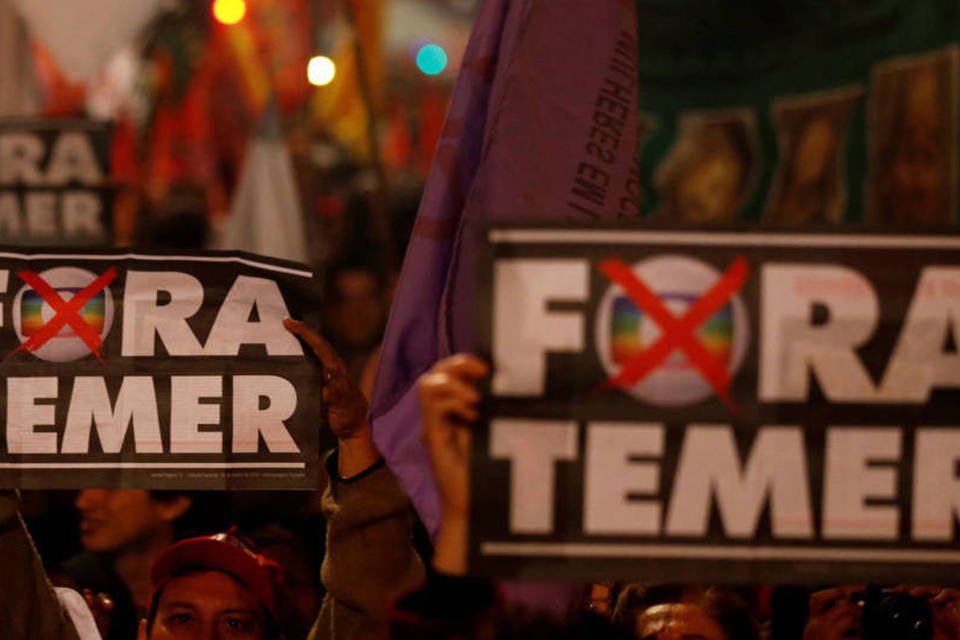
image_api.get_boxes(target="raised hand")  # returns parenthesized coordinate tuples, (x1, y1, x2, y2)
(417, 354, 489, 574)
(897, 586, 960, 640)
(284, 318, 379, 476)
(803, 585, 866, 640)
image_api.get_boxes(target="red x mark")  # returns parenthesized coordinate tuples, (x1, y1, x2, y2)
(8, 267, 117, 365)
(599, 257, 749, 410)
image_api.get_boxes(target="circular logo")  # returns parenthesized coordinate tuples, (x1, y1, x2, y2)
(595, 255, 749, 406)
(12, 267, 115, 362)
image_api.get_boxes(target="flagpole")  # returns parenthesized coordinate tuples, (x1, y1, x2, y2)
(342, 0, 396, 273)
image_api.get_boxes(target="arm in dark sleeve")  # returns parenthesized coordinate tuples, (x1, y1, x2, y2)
(0, 490, 81, 640)
(309, 450, 426, 640)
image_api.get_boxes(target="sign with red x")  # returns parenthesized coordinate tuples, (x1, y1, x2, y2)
(598, 256, 749, 410)
(475, 226, 960, 585)
(8, 267, 117, 364)
(0, 249, 325, 491)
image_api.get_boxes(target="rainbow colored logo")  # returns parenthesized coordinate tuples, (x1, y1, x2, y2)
(609, 293, 734, 370)
(595, 255, 749, 406)
(20, 288, 106, 338)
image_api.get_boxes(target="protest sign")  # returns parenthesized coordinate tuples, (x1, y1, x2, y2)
(0, 119, 113, 245)
(473, 226, 960, 584)
(0, 249, 324, 489)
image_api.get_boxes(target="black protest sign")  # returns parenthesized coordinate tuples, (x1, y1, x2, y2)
(0, 119, 113, 245)
(473, 227, 960, 584)
(0, 249, 325, 489)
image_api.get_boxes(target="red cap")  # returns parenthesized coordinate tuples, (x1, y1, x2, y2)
(150, 530, 281, 620)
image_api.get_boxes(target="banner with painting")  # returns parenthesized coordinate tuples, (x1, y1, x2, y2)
(627, 0, 960, 226)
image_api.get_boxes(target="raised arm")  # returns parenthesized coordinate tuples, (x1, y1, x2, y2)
(284, 319, 425, 640)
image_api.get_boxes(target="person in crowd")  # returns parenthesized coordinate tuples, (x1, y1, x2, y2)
(3, 487, 284, 640)
(138, 530, 282, 640)
(612, 584, 760, 640)
(586, 581, 617, 617)
(136, 181, 211, 252)
(803, 585, 960, 640)
(321, 261, 388, 388)
(63, 490, 212, 640)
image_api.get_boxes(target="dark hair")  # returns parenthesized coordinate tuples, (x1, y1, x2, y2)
(147, 491, 230, 540)
(146, 568, 279, 640)
(323, 257, 387, 299)
(612, 584, 760, 640)
(137, 182, 210, 250)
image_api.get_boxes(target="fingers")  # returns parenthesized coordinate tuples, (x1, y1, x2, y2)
(809, 585, 867, 615)
(420, 371, 482, 405)
(903, 585, 940, 598)
(425, 393, 480, 426)
(419, 376, 483, 434)
(806, 587, 865, 640)
(419, 354, 489, 411)
(932, 589, 960, 606)
(418, 355, 489, 444)
(432, 353, 489, 381)
(899, 586, 960, 609)
(283, 318, 347, 374)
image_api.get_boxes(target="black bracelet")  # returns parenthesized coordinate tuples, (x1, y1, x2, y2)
(326, 448, 385, 484)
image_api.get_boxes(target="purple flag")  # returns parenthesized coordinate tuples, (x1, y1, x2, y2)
(371, 0, 640, 536)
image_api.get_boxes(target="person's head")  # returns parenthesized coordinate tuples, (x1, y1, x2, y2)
(141, 531, 280, 640)
(613, 585, 759, 640)
(634, 603, 728, 640)
(76, 490, 192, 554)
(322, 260, 386, 351)
(139, 181, 211, 251)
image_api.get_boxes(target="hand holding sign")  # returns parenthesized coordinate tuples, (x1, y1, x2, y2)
(283, 318, 379, 477)
(803, 585, 866, 640)
(900, 586, 960, 640)
(418, 354, 489, 574)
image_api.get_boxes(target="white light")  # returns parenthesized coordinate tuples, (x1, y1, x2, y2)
(307, 56, 336, 87)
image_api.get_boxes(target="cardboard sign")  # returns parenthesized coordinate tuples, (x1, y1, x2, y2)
(0, 249, 325, 489)
(0, 119, 113, 245)
(472, 227, 960, 583)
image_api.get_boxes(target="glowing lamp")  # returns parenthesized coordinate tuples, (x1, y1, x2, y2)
(307, 56, 336, 86)
(416, 44, 448, 76)
(212, 0, 246, 25)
